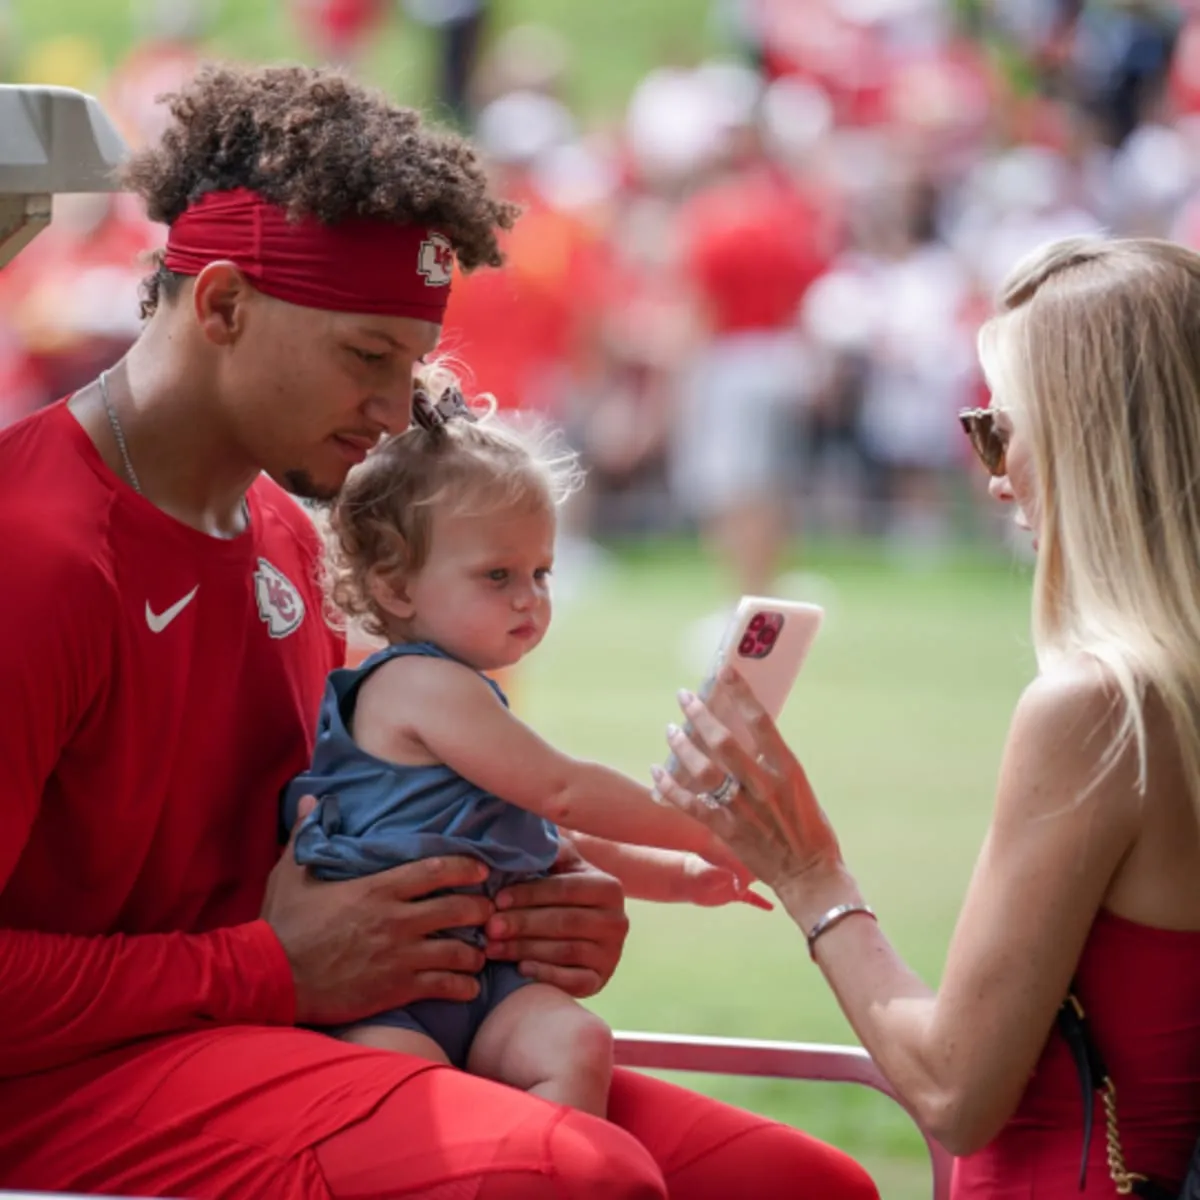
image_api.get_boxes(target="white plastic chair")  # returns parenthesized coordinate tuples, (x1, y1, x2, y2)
(614, 1031, 953, 1200)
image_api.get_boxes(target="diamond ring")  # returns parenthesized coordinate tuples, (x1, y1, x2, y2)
(704, 774, 737, 805)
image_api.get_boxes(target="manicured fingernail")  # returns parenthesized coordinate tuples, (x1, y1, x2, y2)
(677, 689, 696, 705)
(650, 765, 665, 781)
(666, 722, 681, 739)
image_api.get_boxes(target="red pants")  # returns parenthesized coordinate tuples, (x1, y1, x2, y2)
(0, 1027, 878, 1198)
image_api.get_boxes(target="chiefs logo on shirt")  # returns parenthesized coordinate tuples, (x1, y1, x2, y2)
(254, 558, 306, 638)
(418, 233, 455, 287)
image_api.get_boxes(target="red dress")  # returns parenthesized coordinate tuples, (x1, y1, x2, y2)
(953, 909, 1200, 1196)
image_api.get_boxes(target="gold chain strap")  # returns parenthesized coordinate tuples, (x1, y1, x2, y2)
(1102, 1076, 1148, 1194)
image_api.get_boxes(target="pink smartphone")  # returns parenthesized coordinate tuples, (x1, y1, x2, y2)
(661, 596, 825, 783)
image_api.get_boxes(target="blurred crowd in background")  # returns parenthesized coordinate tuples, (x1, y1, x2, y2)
(1, 0, 1197, 599)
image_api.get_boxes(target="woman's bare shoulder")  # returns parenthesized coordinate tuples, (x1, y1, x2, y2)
(1013, 656, 1124, 738)
(999, 657, 1144, 828)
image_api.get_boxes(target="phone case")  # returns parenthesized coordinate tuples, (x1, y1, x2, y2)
(699, 597, 824, 718)
(662, 596, 825, 782)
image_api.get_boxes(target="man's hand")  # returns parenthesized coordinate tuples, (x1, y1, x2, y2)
(484, 837, 629, 998)
(261, 796, 495, 1026)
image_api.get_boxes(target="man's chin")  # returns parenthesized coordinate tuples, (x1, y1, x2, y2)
(277, 467, 343, 503)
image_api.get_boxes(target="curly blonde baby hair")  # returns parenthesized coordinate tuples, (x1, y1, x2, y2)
(324, 362, 585, 638)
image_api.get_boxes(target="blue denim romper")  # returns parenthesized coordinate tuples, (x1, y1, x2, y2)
(283, 641, 560, 1065)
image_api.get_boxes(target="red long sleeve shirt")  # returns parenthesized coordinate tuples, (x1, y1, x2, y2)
(0, 400, 341, 1078)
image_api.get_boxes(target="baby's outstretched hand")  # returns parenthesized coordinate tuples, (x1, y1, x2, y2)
(683, 854, 774, 911)
(564, 834, 773, 910)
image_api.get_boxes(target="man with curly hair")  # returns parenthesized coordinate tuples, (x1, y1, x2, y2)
(0, 63, 877, 1200)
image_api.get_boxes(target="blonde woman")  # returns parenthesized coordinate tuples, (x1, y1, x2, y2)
(652, 237, 1200, 1197)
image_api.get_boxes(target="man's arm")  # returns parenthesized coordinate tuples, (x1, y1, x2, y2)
(0, 923, 294, 1077)
(0, 533, 294, 1077)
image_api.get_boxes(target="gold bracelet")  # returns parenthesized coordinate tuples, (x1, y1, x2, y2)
(805, 902, 877, 960)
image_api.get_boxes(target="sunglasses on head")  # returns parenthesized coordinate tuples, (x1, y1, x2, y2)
(959, 407, 1007, 477)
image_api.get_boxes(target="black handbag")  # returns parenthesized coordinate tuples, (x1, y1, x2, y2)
(1059, 991, 1200, 1197)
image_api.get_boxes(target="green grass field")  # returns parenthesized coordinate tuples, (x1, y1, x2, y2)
(522, 540, 1036, 1199)
(8, 0, 721, 120)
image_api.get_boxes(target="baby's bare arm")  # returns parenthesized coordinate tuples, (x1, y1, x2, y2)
(357, 654, 725, 858)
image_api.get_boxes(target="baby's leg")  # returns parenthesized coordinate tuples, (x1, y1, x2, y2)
(467, 983, 613, 1117)
(340, 1023, 450, 1064)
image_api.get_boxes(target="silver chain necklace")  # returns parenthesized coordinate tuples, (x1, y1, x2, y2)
(96, 370, 251, 529)
(98, 369, 142, 494)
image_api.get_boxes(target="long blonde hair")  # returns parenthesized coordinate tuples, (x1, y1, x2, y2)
(978, 236, 1200, 798)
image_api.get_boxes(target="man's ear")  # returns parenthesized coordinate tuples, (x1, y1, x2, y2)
(367, 567, 415, 621)
(192, 261, 253, 345)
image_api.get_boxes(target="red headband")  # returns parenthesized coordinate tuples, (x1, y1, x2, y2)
(163, 188, 455, 322)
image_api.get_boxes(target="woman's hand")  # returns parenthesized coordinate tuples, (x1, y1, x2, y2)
(650, 666, 845, 896)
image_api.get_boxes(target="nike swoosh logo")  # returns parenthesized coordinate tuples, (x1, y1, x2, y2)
(145, 586, 199, 633)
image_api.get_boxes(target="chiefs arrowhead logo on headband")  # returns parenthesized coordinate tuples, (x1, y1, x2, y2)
(163, 189, 456, 322)
(418, 233, 455, 287)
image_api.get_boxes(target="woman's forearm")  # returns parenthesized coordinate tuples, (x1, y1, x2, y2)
(653, 667, 1122, 1159)
(776, 870, 993, 1153)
